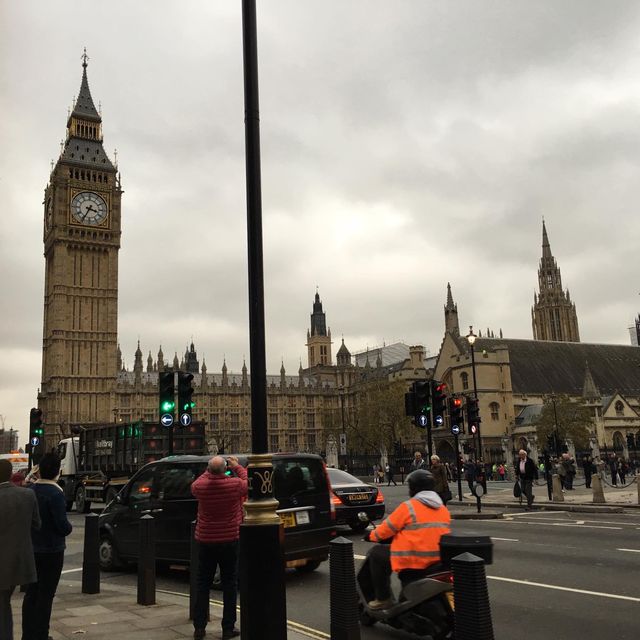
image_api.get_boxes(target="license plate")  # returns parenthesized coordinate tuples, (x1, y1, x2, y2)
(295, 510, 310, 525)
(349, 493, 371, 502)
(445, 591, 455, 611)
(280, 512, 296, 528)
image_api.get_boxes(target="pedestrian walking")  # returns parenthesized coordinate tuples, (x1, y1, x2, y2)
(191, 455, 248, 639)
(498, 463, 506, 481)
(608, 457, 618, 486)
(583, 455, 594, 489)
(385, 463, 397, 486)
(0, 459, 40, 640)
(430, 455, 452, 505)
(410, 451, 426, 471)
(22, 452, 72, 640)
(514, 449, 537, 509)
(618, 458, 627, 485)
(372, 464, 380, 484)
(463, 459, 476, 495)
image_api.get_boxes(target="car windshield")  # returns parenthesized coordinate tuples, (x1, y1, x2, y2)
(327, 468, 360, 485)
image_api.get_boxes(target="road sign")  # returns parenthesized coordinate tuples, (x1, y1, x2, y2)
(417, 414, 429, 427)
(160, 413, 174, 427)
(179, 413, 192, 427)
(451, 424, 461, 436)
(339, 433, 347, 456)
(30, 436, 40, 446)
(435, 415, 444, 427)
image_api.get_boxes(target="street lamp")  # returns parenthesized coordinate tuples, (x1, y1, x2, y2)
(549, 393, 562, 456)
(239, 2, 286, 638)
(465, 326, 483, 458)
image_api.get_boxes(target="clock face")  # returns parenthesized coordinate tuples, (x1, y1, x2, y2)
(71, 192, 108, 225)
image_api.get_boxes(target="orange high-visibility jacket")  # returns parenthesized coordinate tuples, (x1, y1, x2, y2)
(372, 497, 451, 572)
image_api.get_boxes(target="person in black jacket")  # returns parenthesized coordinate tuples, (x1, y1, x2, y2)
(514, 449, 538, 510)
(22, 452, 72, 640)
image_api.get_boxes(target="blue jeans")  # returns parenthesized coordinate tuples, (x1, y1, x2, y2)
(193, 541, 238, 633)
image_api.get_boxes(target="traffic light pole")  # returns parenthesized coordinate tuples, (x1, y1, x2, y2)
(454, 433, 463, 501)
(469, 343, 482, 457)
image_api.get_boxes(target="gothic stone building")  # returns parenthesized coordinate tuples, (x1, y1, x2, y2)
(433, 228, 640, 466)
(35, 58, 428, 451)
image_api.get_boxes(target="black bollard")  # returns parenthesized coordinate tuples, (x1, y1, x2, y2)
(82, 513, 100, 594)
(452, 552, 494, 640)
(329, 537, 361, 640)
(137, 514, 155, 606)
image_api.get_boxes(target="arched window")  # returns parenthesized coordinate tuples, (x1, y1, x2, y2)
(461, 372, 469, 391)
(615, 401, 624, 417)
(489, 402, 499, 421)
(613, 431, 624, 451)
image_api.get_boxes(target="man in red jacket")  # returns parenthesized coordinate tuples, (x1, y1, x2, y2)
(192, 455, 248, 640)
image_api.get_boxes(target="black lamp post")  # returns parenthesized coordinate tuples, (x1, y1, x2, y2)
(239, 2, 287, 638)
(465, 326, 482, 457)
(550, 393, 562, 456)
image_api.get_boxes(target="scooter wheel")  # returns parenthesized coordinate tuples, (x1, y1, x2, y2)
(358, 604, 376, 627)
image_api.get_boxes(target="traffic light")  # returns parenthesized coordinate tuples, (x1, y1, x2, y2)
(404, 389, 416, 417)
(466, 396, 481, 430)
(158, 370, 176, 422)
(29, 408, 44, 438)
(431, 380, 447, 422)
(178, 371, 195, 424)
(413, 380, 431, 428)
(449, 396, 463, 430)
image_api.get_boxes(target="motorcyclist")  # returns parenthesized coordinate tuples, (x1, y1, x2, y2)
(363, 469, 451, 610)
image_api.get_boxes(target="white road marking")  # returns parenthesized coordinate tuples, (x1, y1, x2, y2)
(487, 576, 640, 602)
(354, 554, 367, 560)
(61, 567, 83, 574)
(492, 537, 519, 542)
(617, 548, 640, 553)
(549, 523, 622, 530)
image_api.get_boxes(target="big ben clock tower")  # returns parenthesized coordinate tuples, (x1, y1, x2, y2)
(39, 52, 122, 438)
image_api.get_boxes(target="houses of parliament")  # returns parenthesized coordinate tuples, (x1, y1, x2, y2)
(37, 58, 640, 462)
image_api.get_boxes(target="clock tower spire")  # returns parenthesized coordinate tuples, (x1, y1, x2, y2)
(39, 53, 122, 438)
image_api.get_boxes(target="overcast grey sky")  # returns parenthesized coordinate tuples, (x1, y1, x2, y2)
(2, 1, 639, 444)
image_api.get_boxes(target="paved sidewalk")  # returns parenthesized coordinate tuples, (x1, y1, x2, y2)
(10, 579, 322, 640)
(449, 476, 639, 510)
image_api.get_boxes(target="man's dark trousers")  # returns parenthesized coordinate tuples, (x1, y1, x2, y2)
(22, 551, 64, 640)
(194, 541, 238, 634)
(367, 544, 393, 600)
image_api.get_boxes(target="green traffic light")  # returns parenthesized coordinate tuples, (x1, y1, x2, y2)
(161, 400, 175, 412)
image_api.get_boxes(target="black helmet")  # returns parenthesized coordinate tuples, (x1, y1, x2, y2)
(407, 469, 435, 496)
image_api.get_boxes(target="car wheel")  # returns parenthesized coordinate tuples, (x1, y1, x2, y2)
(295, 559, 321, 573)
(349, 521, 370, 532)
(76, 486, 91, 513)
(99, 534, 124, 571)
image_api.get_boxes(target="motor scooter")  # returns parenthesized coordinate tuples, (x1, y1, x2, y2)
(356, 545, 454, 639)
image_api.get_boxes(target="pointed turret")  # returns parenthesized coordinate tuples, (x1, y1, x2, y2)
(242, 360, 248, 388)
(173, 352, 179, 369)
(306, 290, 333, 366)
(222, 359, 228, 387)
(532, 220, 580, 342)
(133, 341, 143, 383)
(147, 351, 153, 373)
(582, 361, 601, 400)
(58, 51, 115, 171)
(444, 283, 460, 336)
(336, 338, 352, 367)
(280, 361, 286, 389)
(116, 344, 122, 372)
(157, 346, 164, 370)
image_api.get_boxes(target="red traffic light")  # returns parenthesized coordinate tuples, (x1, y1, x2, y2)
(452, 397, 462, 408)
